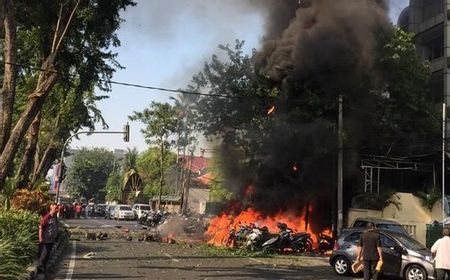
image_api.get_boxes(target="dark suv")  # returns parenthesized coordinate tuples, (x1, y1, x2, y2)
(329, 228, 435, 280)
(352, 217, 410, 235)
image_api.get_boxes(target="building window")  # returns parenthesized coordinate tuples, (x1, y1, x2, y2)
(425, 36, 444, 60)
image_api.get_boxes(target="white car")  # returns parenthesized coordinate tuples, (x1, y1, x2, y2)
(132, 204, 151, 219)
(114, 204, 135, 220)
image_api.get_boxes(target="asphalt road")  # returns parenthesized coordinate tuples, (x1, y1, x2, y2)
(52, 240, 361, 280)
(62, 216, 144, 231)
(50, 218, 362, 280)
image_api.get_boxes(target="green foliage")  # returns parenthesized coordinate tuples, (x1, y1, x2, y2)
(0, 209, 39, 279)
(191, 40, 277, 155)
(3, 0, 136, 190)
(137, 147, 177, 200)
(366, 26, 439, 155)
(123, 147, 139, 173)
(1, 177, 16, 210)
(65, 148, 114, 200)
(415, 187, 441, 212)
(208, 150, 233, 202)
(129, 102, 178, 147)
(105, 172, 122, 202)
(137, 148, 176, 183)
(352, 189, 401, 211)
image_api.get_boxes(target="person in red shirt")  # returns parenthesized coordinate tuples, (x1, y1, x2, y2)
(75, 203, 82, 219)
(38, 203, 59, 277)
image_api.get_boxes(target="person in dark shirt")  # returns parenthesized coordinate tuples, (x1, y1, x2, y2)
(356, 222, 383, 280)
(38, 203, 59, 277)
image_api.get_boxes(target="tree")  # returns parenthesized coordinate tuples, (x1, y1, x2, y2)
(187, 28, 439, 213)
(123, 147, 138, 173)
(0, 0, 136, 190)
(136, 147, 177, 199)
(191, 40, 277, 158)
(129, 103, 178, 209)
(64, 148, 114, 200)
(105, 172, 122, 202)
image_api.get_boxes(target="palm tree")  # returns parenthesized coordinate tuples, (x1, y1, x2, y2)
(123, 147, 138, 173)
(415, 187, 441, 212)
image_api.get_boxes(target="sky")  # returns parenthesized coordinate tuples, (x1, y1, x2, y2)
(70, 0, 409, 154)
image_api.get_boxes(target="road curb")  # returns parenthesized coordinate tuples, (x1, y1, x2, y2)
(26, 228, 70, 280)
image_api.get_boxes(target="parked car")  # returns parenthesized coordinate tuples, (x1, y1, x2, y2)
(329, 228, 435, 280)
(352, 217, 410, 235)
(114, 204, 135, 220)
(94, 204, 107, 217)
(132, 204, 151, 219)
(105, 205, 115, 219)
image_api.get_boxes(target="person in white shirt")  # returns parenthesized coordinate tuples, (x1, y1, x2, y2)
(431, 227, 450, 280)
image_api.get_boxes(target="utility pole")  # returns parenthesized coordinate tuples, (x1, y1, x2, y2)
(443, 103, 446, 221)
(181, 147, 194, 215)
(337, 94, 344, 235)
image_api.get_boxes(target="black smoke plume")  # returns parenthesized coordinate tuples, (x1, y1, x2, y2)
(217, 0, 390, 229)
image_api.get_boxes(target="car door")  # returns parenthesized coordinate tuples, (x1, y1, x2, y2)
(379, 234, 402, 276)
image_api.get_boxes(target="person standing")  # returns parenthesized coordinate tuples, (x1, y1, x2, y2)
(356, 222, 383, 280)
(38, 203, 59, 277)
(75, 203, 82, 219)
(431, 227, 450, 280)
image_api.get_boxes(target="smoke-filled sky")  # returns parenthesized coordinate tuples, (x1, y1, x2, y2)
(71, 0, 409, 153)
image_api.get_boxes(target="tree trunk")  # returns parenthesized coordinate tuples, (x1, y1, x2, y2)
(0, 0, 81, 191)
(16, 112, 41, 189)
(32, 143, 57, 184)
(0, 61, 58, 189)
(0, 0, 17, 152)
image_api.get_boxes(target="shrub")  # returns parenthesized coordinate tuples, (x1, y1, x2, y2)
(0, 209, 39, 279)
(11, 189, 51, 214)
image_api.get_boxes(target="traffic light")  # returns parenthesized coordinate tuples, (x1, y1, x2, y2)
(123, 123, 130, 142)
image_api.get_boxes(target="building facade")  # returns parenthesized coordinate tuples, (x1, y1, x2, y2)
(399, 0, 449, 104)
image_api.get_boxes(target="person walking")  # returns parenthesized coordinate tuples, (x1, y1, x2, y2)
(37, 203, 59, 277)
(356, 222, 383, 280)
(431, 227, 450, 280)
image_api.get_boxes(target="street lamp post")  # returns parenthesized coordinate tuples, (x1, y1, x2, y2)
(55, 126, 130, 203)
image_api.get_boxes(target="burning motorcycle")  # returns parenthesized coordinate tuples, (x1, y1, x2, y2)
(318, 233, 334, 254)
(244, 226, 273, 251)
(261, 223, 313, 253)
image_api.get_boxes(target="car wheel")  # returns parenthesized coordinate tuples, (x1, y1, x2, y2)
(405, 264, 427, 280)
(333, 256, 351, 276)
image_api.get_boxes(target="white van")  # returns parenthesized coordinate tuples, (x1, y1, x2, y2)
(132, 204, 151, 219)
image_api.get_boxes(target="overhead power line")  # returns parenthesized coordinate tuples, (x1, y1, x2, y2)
(3, 61, 234, 98)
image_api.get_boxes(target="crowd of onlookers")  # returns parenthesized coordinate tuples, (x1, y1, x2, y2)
(54, 202, 98, 219)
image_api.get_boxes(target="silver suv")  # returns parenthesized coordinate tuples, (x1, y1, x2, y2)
(352, 217, 410, 235)
(329, 228, 435, 280)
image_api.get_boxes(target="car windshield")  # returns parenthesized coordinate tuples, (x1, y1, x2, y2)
(140, 206, 151, 210)
(393, 233, 427, 250)
(377, 223, 408, 234)
(120, 206, 132, 211)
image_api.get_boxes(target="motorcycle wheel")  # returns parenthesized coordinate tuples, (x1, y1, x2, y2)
(304, 240, 313, 252)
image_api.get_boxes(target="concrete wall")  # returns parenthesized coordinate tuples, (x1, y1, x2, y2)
(348, 192, 446, 245)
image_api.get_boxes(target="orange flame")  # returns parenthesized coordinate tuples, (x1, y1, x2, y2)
(206, 207, 330, 249)
(267, 105, 276, 115)
(292, 163, 299, 172)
